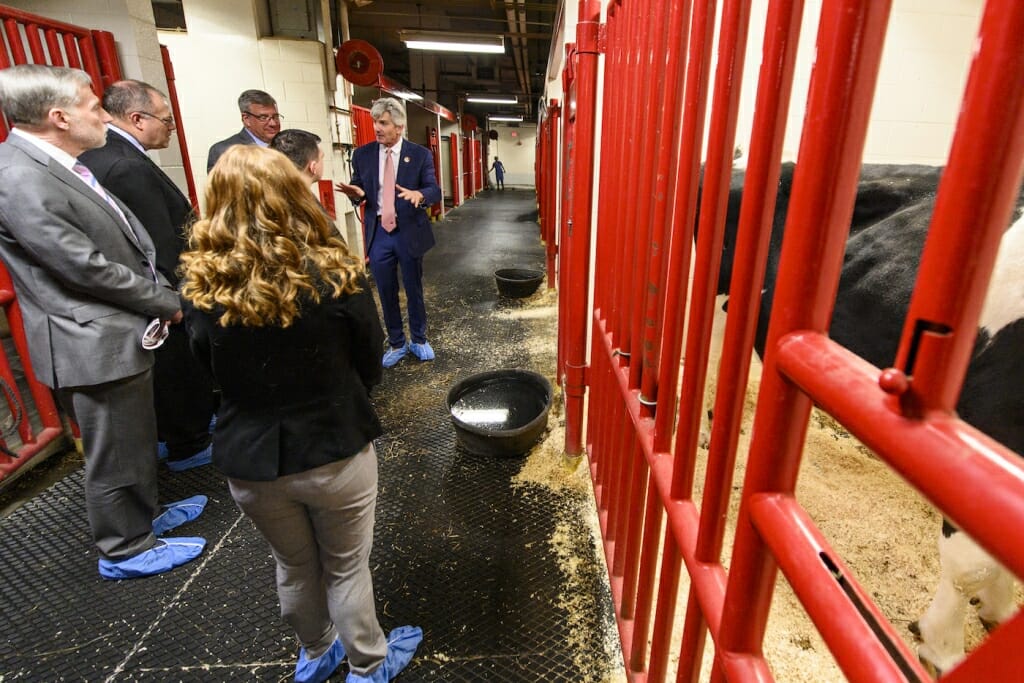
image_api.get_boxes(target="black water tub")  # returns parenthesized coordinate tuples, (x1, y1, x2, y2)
(494, 268, 544, 298)
(446, 370, 553, 458)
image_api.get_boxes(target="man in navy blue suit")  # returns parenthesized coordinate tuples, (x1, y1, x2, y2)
(336, 97, 442, 368)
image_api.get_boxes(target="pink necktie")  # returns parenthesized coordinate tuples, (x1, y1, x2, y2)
(73, 162, 130, 226)
(382, 148, 397, 232)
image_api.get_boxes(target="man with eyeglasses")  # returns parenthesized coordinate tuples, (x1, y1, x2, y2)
(80, 80, 219, 474)
(206, 89, 282, 172)
(0, 65, 206, 579)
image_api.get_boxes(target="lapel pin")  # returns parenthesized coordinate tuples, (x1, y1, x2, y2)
(404, 156, 411, 163)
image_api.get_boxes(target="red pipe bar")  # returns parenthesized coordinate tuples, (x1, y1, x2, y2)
(24, 22, 45, 62)
(160, 45, 200, 212)
(715, 1, 894, 680)
(557, 1, 1024, 681)
(557, 49, 576, 387)
(593, 316, 738, 679)
(448, 133, 460, 208)
(776, 332, 1024, 580)
(628, 0, 668, 409)
(750, 494, 930, 682)
(610, 1, 642, 351)
(892, 0, 1024, 417)
(560, 0, 602, 457)
(673, 1, 757, 676)
(43, 28, 62, 66)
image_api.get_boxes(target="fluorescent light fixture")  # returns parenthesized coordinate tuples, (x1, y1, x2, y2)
(400, 30, 505, 54)
(466, 94, 518, 104)
(488, 115, 523, 122)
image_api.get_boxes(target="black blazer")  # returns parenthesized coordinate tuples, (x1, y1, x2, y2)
(80, 130, 194, 287)
(207, 129, 256, 172)
(185, 275, 385, 481)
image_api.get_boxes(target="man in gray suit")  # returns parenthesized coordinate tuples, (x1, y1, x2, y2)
(206, 89, 281, 172)
(0, 65, 206, 579)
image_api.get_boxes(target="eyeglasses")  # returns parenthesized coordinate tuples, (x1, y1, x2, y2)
(133, 111, 175, 127)
(142, 318, 170, 350)
(243, 111, 284, 123)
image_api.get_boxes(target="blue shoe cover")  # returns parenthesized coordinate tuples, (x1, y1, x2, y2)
(295, 638, 345, 683)
(157, 441, 168, 460)
(346, 626, 423, 683)
(152, 495, 208, 536)
(382, 345, 408, 368)
(408, 342, 435, 361)
(98, 537, 205, 580)
(167, 444, 213, 472)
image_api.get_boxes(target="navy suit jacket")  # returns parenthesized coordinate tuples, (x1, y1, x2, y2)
(349, 139, 441, 259)
(80, 130, 194, 287)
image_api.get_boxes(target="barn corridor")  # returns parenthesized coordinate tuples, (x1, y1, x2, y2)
(0, 189, 623, 682)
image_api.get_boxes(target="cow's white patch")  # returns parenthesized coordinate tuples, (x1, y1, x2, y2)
(979, 213, 1024, 336)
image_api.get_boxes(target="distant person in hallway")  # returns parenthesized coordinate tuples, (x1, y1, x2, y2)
(206, 89, 281, 172)
(271, 128, 325, 185)
(180, 145, 423, 683)
(490, 156, 506, 190)
(334, 97, 442, 368)
(0, 65, 206, 580)
(79, 79, 218, 473)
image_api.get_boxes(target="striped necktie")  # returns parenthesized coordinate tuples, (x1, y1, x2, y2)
(72, 162, 131, 226)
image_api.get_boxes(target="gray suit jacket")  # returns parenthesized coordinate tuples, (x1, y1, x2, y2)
(0, 134, 180, 388)
(206, 128, 256, 172)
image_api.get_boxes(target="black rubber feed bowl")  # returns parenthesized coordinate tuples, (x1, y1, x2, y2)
(494, 268, 544, 298)
(446, 370, 553, 458)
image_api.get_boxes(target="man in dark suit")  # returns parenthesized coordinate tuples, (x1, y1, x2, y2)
(335, 97, 442, 368)
(206, 89, 281, 172)
(80, 80, 218, 472)
(270, 128, 324, 186)
(0, 65, 206, 579)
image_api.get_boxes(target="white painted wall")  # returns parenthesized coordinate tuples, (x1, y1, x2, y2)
(158, 1, 360, 246)
(732, 0, 983, 164)
(486, 123, 536, 187)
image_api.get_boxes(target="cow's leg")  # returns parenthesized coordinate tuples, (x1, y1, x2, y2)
(915, 527, 1001, 673)
(973, 562, 1016, 630)
(916, 568, 967, 675)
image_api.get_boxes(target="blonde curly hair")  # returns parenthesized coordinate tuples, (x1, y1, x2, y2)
(179, 145, 363, 327)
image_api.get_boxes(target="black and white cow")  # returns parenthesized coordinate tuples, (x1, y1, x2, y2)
(710, 164, 1024, 674)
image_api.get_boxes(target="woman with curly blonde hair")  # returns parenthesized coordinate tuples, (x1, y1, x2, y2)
(181, 145, 422, 683)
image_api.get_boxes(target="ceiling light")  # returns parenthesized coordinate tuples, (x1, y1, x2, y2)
(400, 30, 505, 54)
(466, 94, 518, 104)
(488, 115, 523, 122)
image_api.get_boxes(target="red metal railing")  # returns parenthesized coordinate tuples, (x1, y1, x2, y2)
(538, 100, 560, 286)
(448, 133, 461, 207)
(159, 44, 199, 212)
(0, 5, 131, 485)
(548, 0, 1024, 680)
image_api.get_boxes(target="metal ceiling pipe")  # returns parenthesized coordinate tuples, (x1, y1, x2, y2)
(505, 1, 530, 99)
(516, 0, 531, 101)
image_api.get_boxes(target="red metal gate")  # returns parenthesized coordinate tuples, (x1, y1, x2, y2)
(547, 0, 1024, 681)
(0, 5, 130, 486)
(448, 133, 461, 207)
